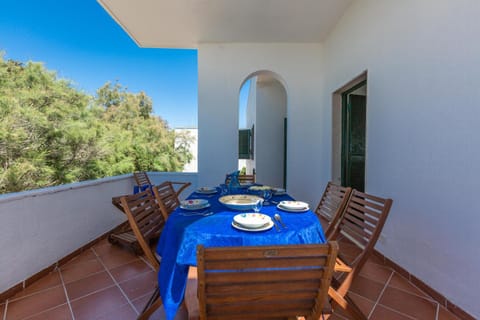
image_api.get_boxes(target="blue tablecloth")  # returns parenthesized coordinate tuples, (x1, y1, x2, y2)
(156, 188, 326, 320)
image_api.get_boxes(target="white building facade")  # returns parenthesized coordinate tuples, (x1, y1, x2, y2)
(97, 1, 480, 316)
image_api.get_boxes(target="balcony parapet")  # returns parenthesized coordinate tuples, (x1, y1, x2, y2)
(0, 172, 197, 296)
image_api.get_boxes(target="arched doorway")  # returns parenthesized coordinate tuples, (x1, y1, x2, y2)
(238, 71, 287, 188)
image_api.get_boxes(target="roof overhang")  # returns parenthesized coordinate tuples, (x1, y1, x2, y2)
(97, 0, 354, 48)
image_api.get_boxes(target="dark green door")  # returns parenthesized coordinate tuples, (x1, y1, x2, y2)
(342, 88, 366, 192)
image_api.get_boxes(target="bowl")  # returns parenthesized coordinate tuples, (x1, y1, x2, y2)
(233, 213, 271, 229)
(219, 194, 263, 211)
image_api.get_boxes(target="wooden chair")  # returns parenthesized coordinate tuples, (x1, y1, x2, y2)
(118, 190, 164, 320)
(152, 181, 191, 221)
(224, 173, 256, 185)
(314, 182, 352, 238)
(197, 242, 338, 320)
(133, 171, 153, 189)
(110, 180, 191, 252)
(327, 190, 393, 320)
(111, 172, 153, 211)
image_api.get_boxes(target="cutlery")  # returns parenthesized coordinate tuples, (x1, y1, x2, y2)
(274, 213, 287, 229)
(179, 211, 214, 216)
(272, 220, 281, 232)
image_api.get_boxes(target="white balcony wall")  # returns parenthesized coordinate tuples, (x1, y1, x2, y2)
(255, 78, 287, 188)
(323, 0, 480, 317)
(0, 172, 197, 294)
(198, 43, 326, 203)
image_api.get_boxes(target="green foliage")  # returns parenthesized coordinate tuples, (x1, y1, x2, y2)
(0, 55, 192, 193)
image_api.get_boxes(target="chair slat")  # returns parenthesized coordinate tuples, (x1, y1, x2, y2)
(348, 201, 382, 218)
(314, 182, 352, 238)
(204, 280, 320, 295)
(197, 243, 338, 320)
(133, 171, 152, 187)
(205, 256, 328, 270)
(117, 189, 164, 319)
(327, 189, 392, 320)
(152, 181, 190, 220)
(205, 269, 325, 285)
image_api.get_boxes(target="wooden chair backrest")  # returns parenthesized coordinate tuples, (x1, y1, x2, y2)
(152, 181, 191, 220)
(329, 190, 392, 295)
(119, 190, 163, 271)
(225, 174, 256, 185)
(133, 171, 153, 187)
(197, 242, 338, 320)
(314, 182, 352, 238)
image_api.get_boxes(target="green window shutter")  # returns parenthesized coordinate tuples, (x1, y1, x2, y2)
(238, 129, 251, 159)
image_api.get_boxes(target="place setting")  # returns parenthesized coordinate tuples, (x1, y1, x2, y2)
(190, 186, 218, 198)
(179, 199, 213, 216)
(276, 200, 310, 213)
(231, 213, 275, 232)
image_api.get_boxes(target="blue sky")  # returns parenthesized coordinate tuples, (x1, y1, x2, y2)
(0, 0, 198, 128)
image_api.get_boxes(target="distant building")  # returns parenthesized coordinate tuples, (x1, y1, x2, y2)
(174, 128, 198, 172)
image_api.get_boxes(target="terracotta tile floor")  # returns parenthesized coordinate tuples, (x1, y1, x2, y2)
(1, 238, 464, 320)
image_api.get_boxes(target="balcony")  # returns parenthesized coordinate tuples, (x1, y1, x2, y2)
(0, 173, 467, 319)
(1, 1, 478, 319)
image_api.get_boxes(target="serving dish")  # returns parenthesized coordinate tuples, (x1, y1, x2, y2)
(219, 194, 263, 211)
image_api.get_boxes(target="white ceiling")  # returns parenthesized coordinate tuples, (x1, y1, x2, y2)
(97, 0, 354, 48)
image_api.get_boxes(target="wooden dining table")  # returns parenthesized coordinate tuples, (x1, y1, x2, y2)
(156, 185, 327, 320)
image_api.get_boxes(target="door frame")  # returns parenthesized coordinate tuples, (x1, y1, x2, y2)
(341, 80, 367, 190)
(331, 71, 368, 187)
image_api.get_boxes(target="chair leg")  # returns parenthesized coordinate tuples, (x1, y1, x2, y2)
(138, 287, 162, 320)
(328, 287, 367, 320)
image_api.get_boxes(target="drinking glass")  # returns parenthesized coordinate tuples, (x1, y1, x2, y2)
(220, 184, 228, 195)
(253, 199, 263, 213)
(263, 189, 273, 205)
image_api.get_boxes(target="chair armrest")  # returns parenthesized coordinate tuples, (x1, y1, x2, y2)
(171, 181, 192, 197)
(334, 256, 353, 273)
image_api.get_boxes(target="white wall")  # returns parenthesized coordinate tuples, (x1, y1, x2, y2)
(0, 175, 131, 293)
(255, 78, 287, 188)
(198, 43, 326, 203)
(323, 0, 480, 316)
(0, 172, 197, 294)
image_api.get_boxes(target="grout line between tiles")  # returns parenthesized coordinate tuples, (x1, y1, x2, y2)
(92, 244, 139, 315)
(68, 284, 118, 303)
(59, 253, 77, 320)
(130, 290, 156, 314)
(22, 303, 71, 320)
(62, 269, 107, 286)
(372, 271, 436, 320)
(368, 269, 394, 319)
(376, 303, 418, 320)
(387, 272, 439, 304)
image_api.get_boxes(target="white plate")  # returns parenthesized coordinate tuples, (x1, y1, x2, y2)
(239, 182, 254, 188)
(219, 195, 263, 211)
(232, 220, 274, 232)
(196, 187, 217, 194)
(180, 199, 210, 210)
(278, 201, 309, 210)
(277, 203, 309, 213)
(233, 213, 272, 229)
